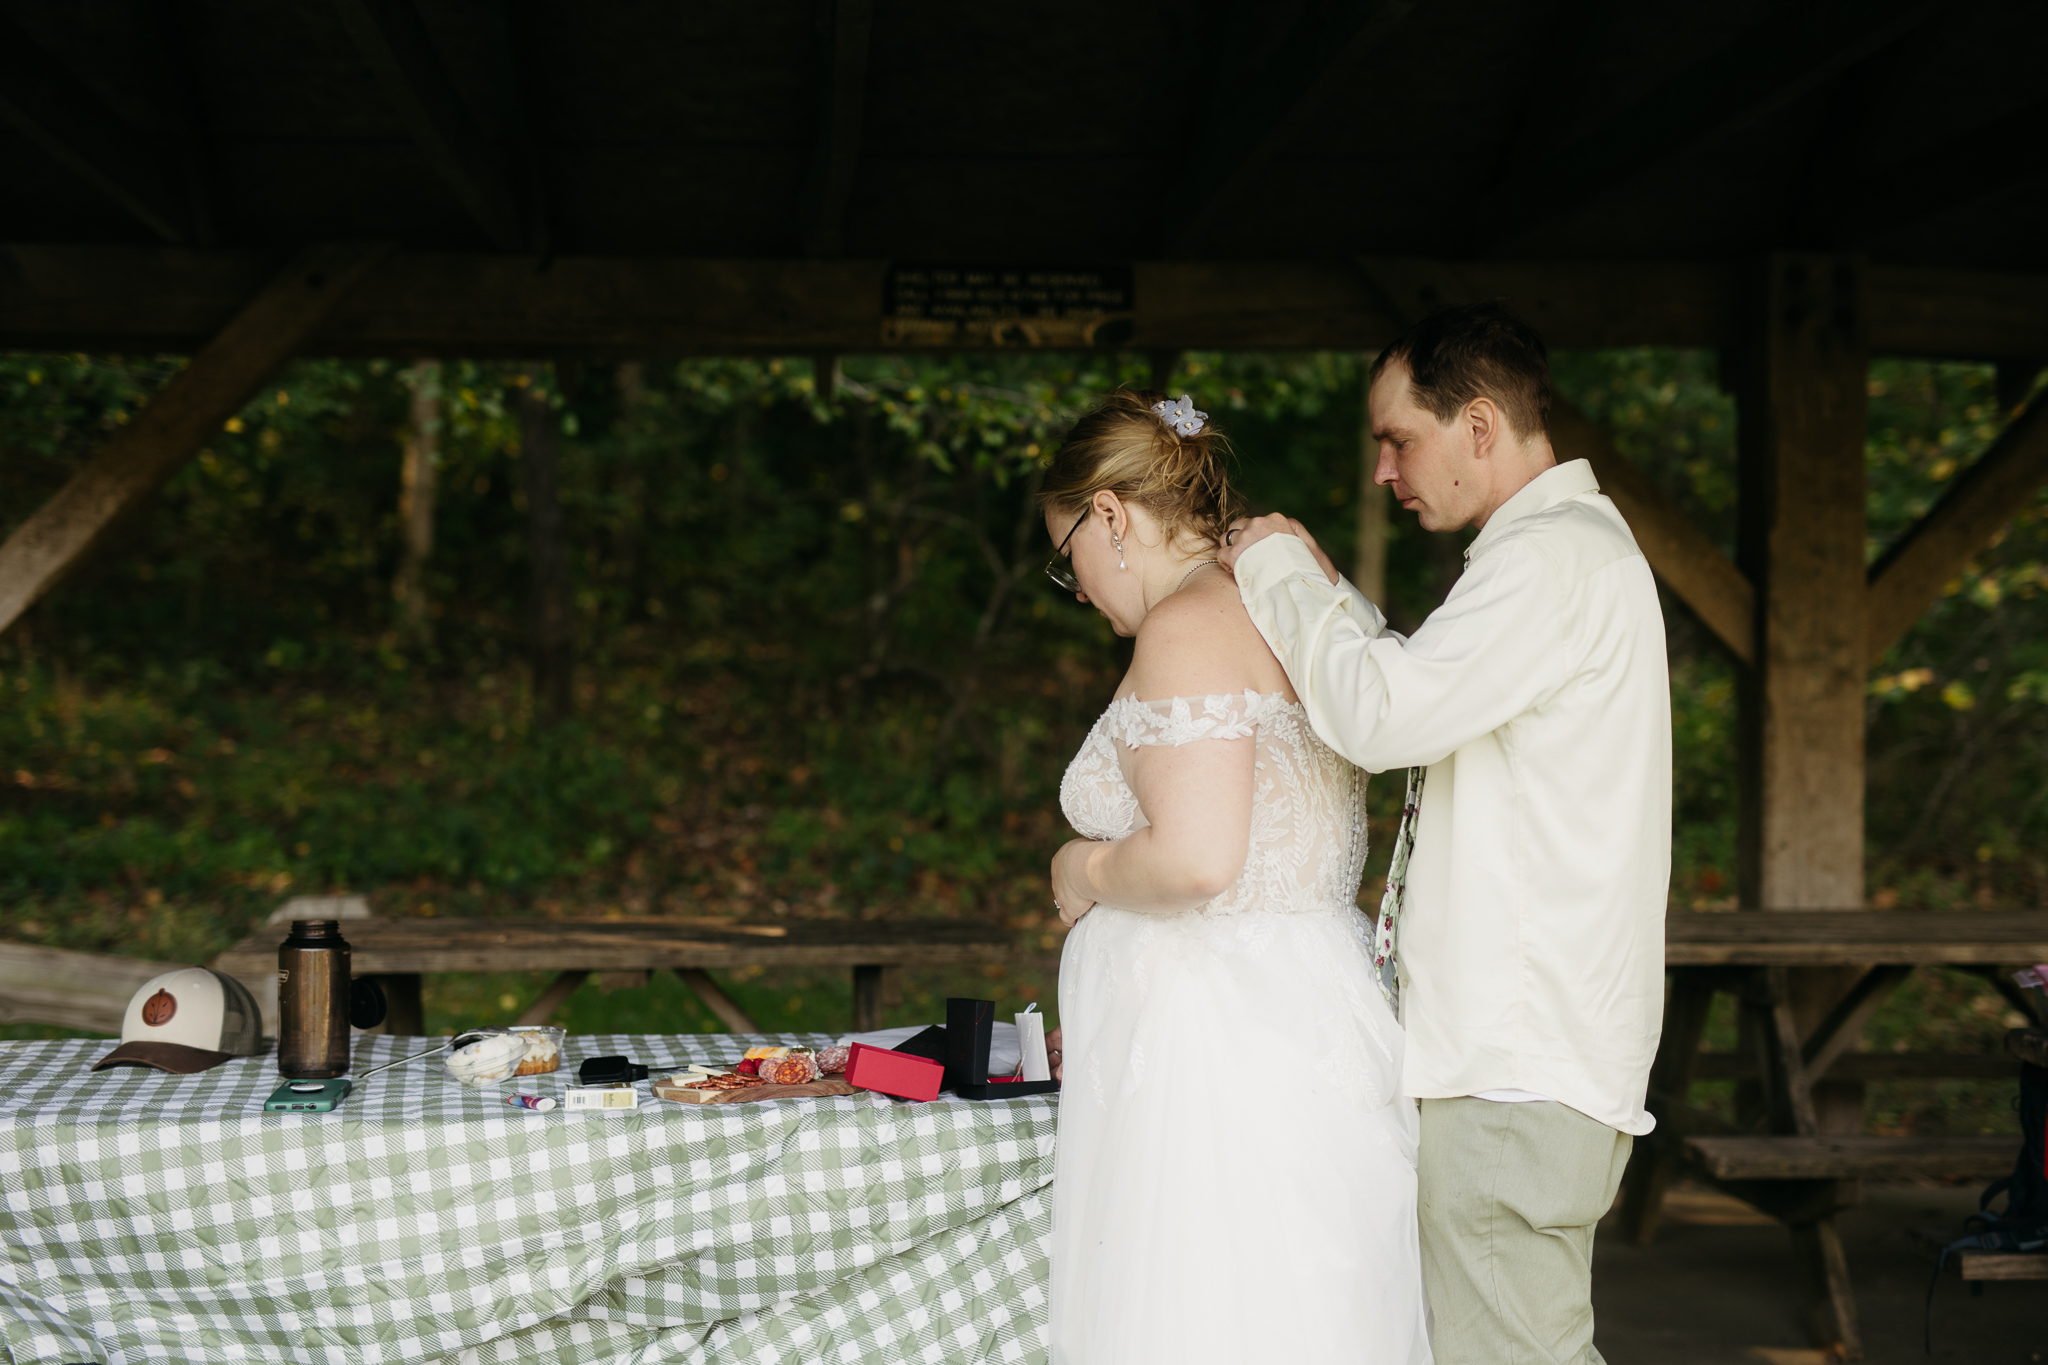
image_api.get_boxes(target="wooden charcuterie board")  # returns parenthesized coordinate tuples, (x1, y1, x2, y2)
(652, 1076, 859, 1105)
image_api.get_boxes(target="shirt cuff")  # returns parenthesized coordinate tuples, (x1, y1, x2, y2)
(1236, 533, 1331, 600)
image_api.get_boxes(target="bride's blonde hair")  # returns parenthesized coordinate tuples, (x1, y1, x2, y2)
(1040, 390, 1243, 550)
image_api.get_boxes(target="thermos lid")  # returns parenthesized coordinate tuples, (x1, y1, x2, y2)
(288, 919, 342, 938)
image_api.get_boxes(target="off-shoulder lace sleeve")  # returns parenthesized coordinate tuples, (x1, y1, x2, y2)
(1107, 690, 1287, 749)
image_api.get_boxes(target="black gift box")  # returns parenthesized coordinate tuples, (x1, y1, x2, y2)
(945, 997, 1058, 1101)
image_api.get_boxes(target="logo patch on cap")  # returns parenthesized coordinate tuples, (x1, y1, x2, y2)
(141, 989, 178, 1026)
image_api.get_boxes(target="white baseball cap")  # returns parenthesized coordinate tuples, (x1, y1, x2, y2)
(92, 968, 263, 1074)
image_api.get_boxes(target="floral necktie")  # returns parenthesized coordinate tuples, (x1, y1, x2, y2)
(1372, 766, 1424, 1010)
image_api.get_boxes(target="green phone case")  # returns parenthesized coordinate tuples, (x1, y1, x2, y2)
(264, 1077, 352, 1112)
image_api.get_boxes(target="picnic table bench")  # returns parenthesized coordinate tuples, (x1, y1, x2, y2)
(1624, 910, 2048, 1359)
(213, 916, 1011, 1036)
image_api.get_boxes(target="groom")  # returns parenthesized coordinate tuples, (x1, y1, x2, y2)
(1217, 303, 1669, 1365)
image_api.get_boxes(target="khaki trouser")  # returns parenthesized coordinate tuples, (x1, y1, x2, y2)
(1417, 1096, 1632, 1365)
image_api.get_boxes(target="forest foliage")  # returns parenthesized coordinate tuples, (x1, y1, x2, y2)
(0, 344, 2041, 1130)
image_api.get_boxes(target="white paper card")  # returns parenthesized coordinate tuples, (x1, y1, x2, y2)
(1015, 1011, 1050, 1082)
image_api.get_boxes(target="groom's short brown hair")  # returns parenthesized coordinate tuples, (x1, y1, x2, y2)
(1370, 302, 1551, 439)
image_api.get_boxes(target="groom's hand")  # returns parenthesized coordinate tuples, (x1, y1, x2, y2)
(1218, 513, 1341, 585)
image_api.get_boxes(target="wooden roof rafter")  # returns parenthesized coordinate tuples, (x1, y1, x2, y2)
(801, 0, 875, 259)
(334, 0, 543, 255)
(1490, 0, 1942, 255)
(1163, 0, 1420, 259)
(0, 10, 206, 246)
(1837, 93, 2048, 246)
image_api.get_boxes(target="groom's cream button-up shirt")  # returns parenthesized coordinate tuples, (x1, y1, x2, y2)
(1237, 459, 1670, 1135)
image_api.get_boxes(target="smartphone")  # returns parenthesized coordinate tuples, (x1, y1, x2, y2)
(264, 1077, 352, 1112)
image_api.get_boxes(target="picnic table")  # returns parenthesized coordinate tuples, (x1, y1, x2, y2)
(0, 1032, 1055, 1365)
(212, 918, 1012, 1037)
(1627, 910, 2048, 1359)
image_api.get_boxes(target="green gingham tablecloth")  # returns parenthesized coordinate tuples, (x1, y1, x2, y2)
(0, 1033, 1056, 1365)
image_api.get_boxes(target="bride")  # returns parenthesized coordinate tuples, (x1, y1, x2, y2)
(1040, 391, 1430, 1364)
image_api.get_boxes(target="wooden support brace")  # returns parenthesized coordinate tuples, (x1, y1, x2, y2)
(1866, 393, 2048, 663)
(514, 969, 587, 1026)
(1549, 395, 1756, 663)
(0, 242, 388, 636)
(1800, 964, 1913, 1080)
(1754, 968, 1821, 1136)
(674, 967, 760, 1034)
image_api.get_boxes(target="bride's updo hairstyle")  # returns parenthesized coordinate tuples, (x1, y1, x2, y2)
(1040, 390, 1244, 551)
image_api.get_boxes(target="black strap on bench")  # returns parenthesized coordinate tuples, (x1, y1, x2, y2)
(1925, 1058, 2048, 1353)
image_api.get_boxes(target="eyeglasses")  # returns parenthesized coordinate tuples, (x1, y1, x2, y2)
(1044, 508, 1090, 593)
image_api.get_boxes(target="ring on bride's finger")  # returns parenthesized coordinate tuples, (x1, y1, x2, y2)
(1225, 528, 1238, 545)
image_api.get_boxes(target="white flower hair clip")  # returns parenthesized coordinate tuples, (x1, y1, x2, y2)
(1151, 394, 1207, 437)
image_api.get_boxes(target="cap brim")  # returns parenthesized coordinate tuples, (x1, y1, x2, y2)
(92, 1041, 236, 1074)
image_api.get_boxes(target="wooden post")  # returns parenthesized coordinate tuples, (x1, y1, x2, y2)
(1734, 254, 1869, 918)
(393, 359, 441, 647)
(1730, 253, 1871, 1360)
(851, 963, 900, 1032)
(363, 973, 424, 1036)
(0, 242, 387, 636)
(519, 372, 575, 722)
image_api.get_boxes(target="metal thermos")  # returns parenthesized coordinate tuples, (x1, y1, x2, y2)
(278, 919, 351, 1078)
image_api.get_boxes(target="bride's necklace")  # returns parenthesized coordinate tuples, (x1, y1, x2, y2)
(1172, 559, 1217, 595)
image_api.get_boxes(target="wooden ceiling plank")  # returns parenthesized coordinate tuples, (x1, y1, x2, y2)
(0, 12, 194, 244)
(1490, 0, 1941, 255)
(1165, 0, 1419, 259)
(0, 243, 389, 638)
(333, 0, 529, 253)
(1865, 393, 2048, 664)
(802, 0, 873, 259)
(1550, 395, 1755, 664)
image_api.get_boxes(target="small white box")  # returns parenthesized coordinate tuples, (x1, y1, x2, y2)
(564, 1084, 638, 1111)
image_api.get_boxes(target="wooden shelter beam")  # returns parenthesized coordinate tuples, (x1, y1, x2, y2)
(6, 247, 2048, 360)
(0, 13, 197, 244)
(1548, 397, 1754, 664)
(0, 243, 388, 637)
(1164, 0, 1419, 258)
(1865, 393, 2048, 663)
(1491, 0, 1939, 255)
(801, 0, 873, 258)
(334, 0, 532, 253)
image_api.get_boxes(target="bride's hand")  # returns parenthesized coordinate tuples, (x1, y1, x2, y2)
(1051, 840, 1098, 927)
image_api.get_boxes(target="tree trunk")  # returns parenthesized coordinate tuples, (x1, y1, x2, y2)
(1353, 363, 1389, 603)
(613, 361, 651, 621)
(393, 360, 441, 647)
(520, 371, 574, 723)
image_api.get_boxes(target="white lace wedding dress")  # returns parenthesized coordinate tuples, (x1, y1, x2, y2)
(1051, 691, 1430, 1365)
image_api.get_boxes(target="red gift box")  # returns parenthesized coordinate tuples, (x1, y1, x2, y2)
(845, 1041, 944, 1102)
